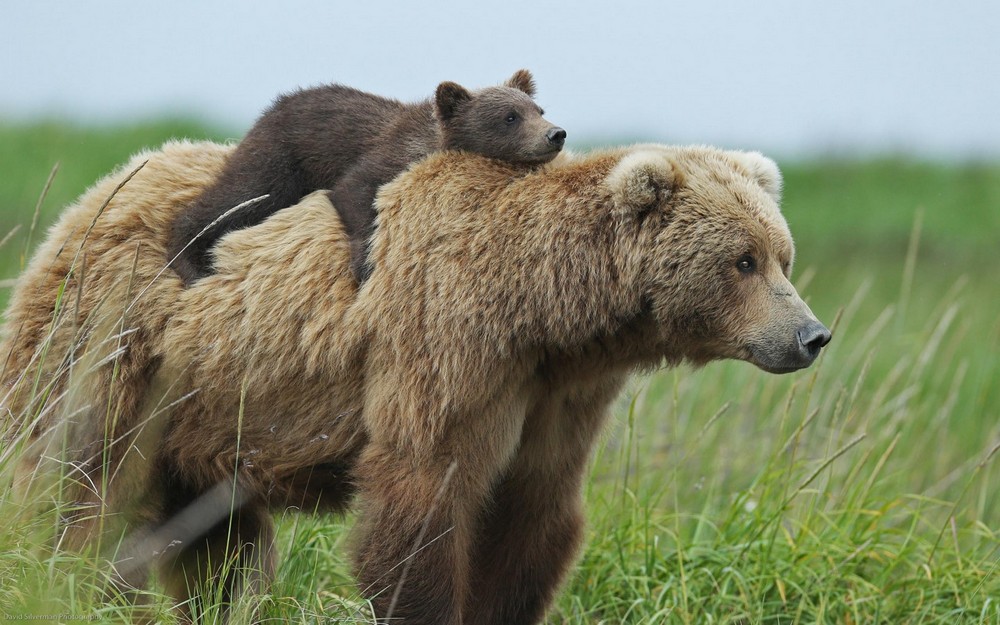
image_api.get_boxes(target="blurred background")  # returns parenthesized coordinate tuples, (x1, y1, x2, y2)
(1, 0, 998, 494)
(2, 2, 1000, 621)
(4, 0, 998, 326)
(1, 0, 998, 484)
(3, 0, 999, 158)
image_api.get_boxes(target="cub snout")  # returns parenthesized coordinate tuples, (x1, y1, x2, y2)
(546, 127, 567, 148)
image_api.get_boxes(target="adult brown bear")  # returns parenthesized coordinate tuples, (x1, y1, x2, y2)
(1, 141, 829, 624)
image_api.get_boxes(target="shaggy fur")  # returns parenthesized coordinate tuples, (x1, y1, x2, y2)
(1, 140, 829, 625)
(167, 69, 565, 285)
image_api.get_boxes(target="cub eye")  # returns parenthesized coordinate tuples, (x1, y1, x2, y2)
(736, 255, 756, 274)
(505, 112, 519, 124)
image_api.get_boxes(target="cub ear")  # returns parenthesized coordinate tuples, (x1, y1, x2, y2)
(730, 150, 783, 203)
(435, 81, 473, 121)
(505, 69, 536, 97)
(606, 150, 680, 215)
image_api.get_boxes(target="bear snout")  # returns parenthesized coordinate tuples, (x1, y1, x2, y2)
(546, 127, 567, 148)
(797, 320, 832, 360)
(748, 317, 832, 374)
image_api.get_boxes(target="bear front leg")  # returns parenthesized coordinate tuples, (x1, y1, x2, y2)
(351, 452, 473, 624)
(352, 415, 523, 625)
(327, 160, 397, 284)
(464, 381, 622, 625)
(464, 466, 587, 625)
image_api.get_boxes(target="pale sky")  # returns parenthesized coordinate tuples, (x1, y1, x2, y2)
(3, 0, 998, 158)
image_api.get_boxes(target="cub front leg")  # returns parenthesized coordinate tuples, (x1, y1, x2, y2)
(327, 160, 395, 284)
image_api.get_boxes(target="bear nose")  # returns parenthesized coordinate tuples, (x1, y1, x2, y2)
(547, 127, 567, 147)
(797, 321, 832, 358)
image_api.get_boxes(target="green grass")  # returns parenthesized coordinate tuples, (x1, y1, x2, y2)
(1, 120, 998, 623)
(0, 119, 235, 281)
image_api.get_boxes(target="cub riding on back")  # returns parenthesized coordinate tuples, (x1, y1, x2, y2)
(167, 69, 565, 284)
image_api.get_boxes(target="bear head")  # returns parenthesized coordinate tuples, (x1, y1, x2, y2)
(435, 69, 566, 165)
(606, 146, 831, 373)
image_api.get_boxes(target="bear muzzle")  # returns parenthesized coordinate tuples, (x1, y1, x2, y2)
(797, 320, 832, 361)
(748, 317, 832, 374)
(546, 127, 567, 148)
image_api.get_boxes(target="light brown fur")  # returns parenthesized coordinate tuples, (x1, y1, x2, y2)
(1, 140, 828, 624)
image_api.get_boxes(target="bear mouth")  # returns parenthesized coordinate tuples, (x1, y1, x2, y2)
(525, 146, 564, 163)
(754, 362, 807, 375)
(746, 343, 819, 374)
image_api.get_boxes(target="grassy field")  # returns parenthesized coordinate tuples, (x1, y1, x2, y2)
(0, 120, 998, 623)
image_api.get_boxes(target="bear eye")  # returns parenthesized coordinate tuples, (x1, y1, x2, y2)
(736, 255, 756, 274)
(505, 112, 519, 124)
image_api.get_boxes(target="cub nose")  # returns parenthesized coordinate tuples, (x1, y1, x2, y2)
(797, 321, 832, 358)
(546, 127, 567, 147)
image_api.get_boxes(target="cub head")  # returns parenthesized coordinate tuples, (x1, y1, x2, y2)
(607, 146, 831, 373)
(435, 69, 566, 165)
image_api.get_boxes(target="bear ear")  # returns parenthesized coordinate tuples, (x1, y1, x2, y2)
(606, 150, 680, 216)
(730, 151, 783, 203)
(505, 69, 536, 97)
(435, 81, 473, 122)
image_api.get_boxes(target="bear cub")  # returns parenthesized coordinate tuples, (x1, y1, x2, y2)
(167, 69, 565, 284)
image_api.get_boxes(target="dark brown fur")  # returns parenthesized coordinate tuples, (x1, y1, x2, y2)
(167, 70, 564, 284)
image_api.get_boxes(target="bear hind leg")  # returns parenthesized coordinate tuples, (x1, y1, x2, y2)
(157, 500, 276, 623)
